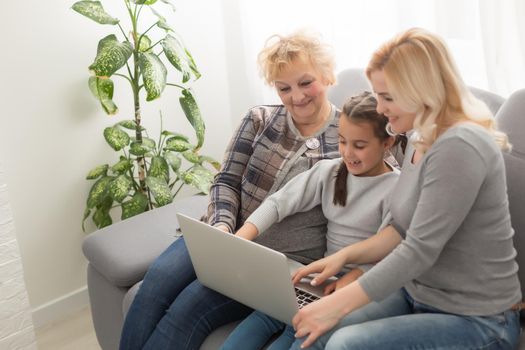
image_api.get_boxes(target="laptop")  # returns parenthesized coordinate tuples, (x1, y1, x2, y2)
(177, 213, 328, 325)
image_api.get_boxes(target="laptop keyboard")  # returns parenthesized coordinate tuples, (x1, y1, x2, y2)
(295, 287, 320, 308)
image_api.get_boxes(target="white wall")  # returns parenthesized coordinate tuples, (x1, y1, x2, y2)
(0, 1, 234, 326)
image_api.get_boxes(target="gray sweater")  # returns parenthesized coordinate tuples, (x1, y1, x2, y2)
(359, 124, 522, 315)
(248, 158, 400, 271)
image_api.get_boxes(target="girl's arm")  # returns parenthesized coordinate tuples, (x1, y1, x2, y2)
(292, 225, 402, 286)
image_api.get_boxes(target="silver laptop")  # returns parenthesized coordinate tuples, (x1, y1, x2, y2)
(177, 213, 326, 325)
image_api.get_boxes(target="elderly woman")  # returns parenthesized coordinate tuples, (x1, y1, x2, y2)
(119, 31, 341, 350)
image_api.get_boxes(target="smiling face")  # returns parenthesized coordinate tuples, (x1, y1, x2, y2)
(274, 60, 331, 128)
(369, 70, 417, 134)
(338, 116, 392, 177)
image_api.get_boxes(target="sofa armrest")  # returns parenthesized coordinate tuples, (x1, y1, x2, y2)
(82, 194, 209, 287)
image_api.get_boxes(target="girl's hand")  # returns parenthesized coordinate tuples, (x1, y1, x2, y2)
(292, 251, 347, 287)
(215, 224, 230, 233)
(324, 268, 364, 295)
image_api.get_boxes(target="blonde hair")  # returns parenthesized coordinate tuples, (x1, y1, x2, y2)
(366, 28, 510, 152)
(257, 31, 336, 86)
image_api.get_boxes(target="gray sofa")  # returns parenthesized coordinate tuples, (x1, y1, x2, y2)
(83, 69, 525, 350)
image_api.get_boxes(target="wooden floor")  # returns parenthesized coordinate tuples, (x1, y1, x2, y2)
(35, 307, 101, 350)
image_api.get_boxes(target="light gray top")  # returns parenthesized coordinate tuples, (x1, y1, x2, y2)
(248, 158, 399, 271)
(359, 123, 522, 315)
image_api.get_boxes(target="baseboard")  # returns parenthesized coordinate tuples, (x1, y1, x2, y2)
(32, 286, 89, 328)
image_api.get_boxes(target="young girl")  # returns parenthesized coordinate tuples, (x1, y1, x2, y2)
(220, 91, 400, 350)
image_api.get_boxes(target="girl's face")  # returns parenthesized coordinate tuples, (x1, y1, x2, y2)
(274, 60, 330, 125)
(370, 70, 417, 134)
(338, 116, 392, 177)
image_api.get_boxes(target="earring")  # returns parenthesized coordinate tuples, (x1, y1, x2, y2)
(385, 123, 398, 136)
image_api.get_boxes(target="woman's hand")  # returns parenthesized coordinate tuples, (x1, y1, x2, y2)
(292, 251, 347, 287)
(323, 268, 364, 295)
(293, 281, 371, 348)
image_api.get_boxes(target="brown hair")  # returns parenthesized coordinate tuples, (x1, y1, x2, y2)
(333, 91, 393, 206)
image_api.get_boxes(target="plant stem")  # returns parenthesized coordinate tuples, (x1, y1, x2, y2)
(117, 23, 129, 42)
(173, 182, 185, 197)
(166, 83, 186, 89)
(114, 73, 133, 85)
(145, 39, 163, 52)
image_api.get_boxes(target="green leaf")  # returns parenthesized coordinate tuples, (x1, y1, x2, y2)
(117, 120, 145, 131)
(149, 156, 170, 182)
(86, 176, 113, 208)
(82, 207, 91, 232)
(146, 176, 173, 206)
(93, 196, 113, 228)
(131, 0, 157, 4)
(161, 130, 189, 142)
(159, 0, 176, 11)
(86, 164, 109, 179)
(139, 52, 167, 101)
(104, 126, 130, 151)
(180, 89, 205, 149)
(72, 1, 119, 25)
(185, 48, 201, 80)
(181, 166, 214, 194)
(161, 34, 192, 83)
(151, 7, 173, 32)
(141, 137, 156, 149)
(109, 175, 133, 203)
(89, 34, 133, 78)
(88, 76, 118, 115)
(111, 158, 133, 174)
(138, 35, 152, 52)
(164, 137, 191, 152)
(121, 192, 149, 219)
(129, 141, 151, 156)
(199, 155, 221, 171)
(182, 150, 200, 164)
(164, 151, 182, 172)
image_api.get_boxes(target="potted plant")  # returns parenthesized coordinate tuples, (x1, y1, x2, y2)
(73, 0, 219, 231)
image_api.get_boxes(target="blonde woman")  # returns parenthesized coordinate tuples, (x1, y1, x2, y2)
(290, 28, 521, 350)
(120, 32, 342, 350)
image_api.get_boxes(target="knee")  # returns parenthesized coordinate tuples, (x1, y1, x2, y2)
(325, 327, 364, 350)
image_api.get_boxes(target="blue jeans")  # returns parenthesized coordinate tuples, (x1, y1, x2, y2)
(290, 289, 521, 350)
(119, 238, 252, 350)
(220, 310, 295, 350)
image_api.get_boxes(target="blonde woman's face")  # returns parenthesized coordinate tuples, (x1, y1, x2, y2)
(273, 60, 330, 125)
(370, 70, 416, 134)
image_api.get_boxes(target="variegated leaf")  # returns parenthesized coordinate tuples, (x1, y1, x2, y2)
(163, 151, 182, 172)
(129, 141, 151, 156)
(185, 48, 201, 80)
(181, 166, 213, 194)
(82, 207, 91, 232)
(111, 158, 133, 174)
(161, 34, 191, 83)
(199, 155, 221, 171)
(180, 89, 204, 149)
(149, 156, 169, 182)
(131, 0, 157, 4)
(117, 120, 145, 131)
(138, 35, 152, 52)
(104, 126, 130, 151)
(86, 164, 109, 179)
(88, 76, 118, 114)
(121, 192, 149, 219)
(89, 34, 133, 78)
(109, 175, 132, 202)
(139, 52, 167, 101)
(161, 130, 189, 142)
(86, 176, 113, 208)
(164, 137, 191, 152)
(150, 7, 173, 32)
(160, 0, 176, 11)
(72, 1, 119, 25)
(146, 176, 173, 206)
(93, 196, 113, 228)
(182, 150, 200, 164)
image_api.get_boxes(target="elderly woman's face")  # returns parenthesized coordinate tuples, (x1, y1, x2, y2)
(273, 60, 330, 124)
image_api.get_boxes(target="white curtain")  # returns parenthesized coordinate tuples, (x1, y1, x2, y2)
(229, 0, 523, 106)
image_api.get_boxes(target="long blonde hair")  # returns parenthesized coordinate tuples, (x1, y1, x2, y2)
(366, 28, 510, 152)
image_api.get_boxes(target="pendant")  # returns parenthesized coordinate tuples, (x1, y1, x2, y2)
(305, 138, 320, 150)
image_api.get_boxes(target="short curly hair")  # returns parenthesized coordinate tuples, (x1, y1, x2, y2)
(257, 31, 336, 86)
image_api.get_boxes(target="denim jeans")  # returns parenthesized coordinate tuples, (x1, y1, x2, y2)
(119, 238, 252, 350)
(220, 310, 295, 350)
(290, 289, 521, 350)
